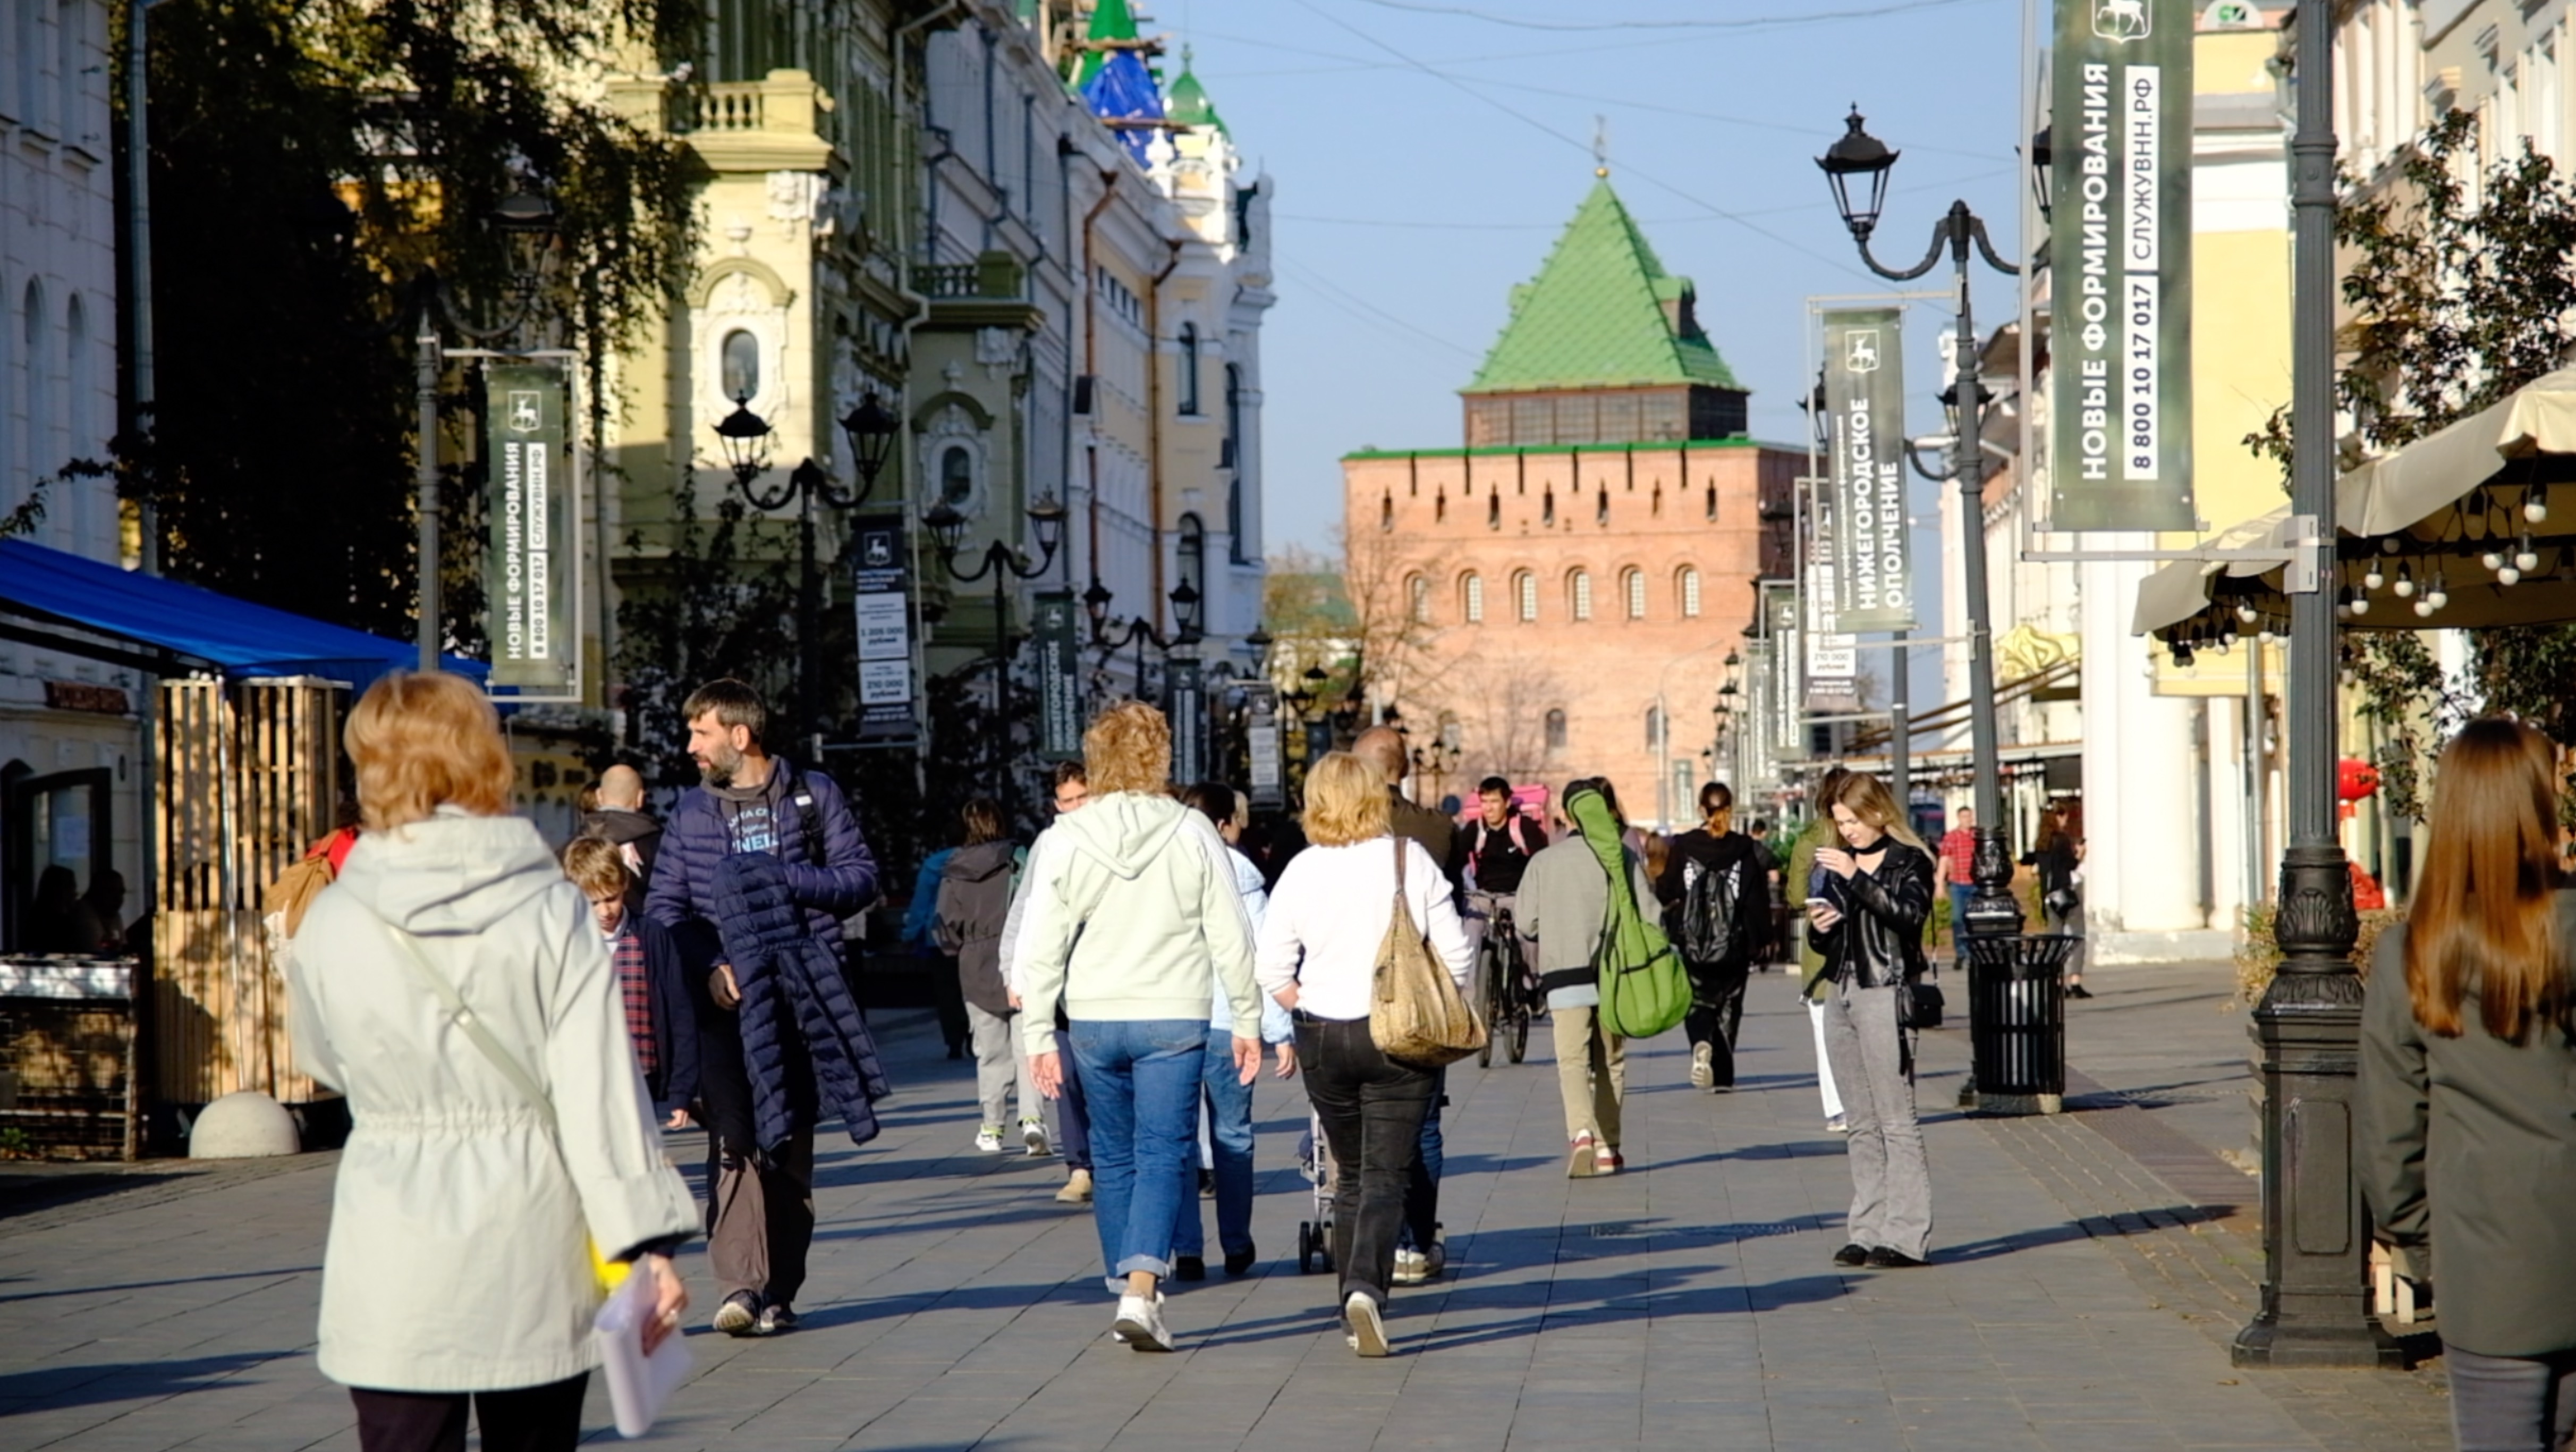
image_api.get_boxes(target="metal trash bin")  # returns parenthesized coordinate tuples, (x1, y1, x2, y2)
(1962, 934, 2077, 1116)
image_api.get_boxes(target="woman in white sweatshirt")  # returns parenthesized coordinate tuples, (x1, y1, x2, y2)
(1016, 702, 1264, 1354)
(1256, 752, 1472, 1357)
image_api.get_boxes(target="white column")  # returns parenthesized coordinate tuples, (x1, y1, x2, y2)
(2080, 538, 2223, 960)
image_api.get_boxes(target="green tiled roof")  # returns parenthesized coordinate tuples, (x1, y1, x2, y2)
(1464, 179, 1741, 395)
(1167, 54, 1227, 134)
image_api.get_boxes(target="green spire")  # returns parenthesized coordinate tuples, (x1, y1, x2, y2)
(1167, 47, 1228, 134)
(1074, 0, 1139, 89)
(1464, 179, 1740, 395)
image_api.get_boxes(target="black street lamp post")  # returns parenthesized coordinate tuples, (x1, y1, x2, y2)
(711, 390, 903, 754)
(2230, 0, 2403, 1370)
(1086, 578, 1204, 706)
(927, 497, 1070, 822)
(412, 191, 560, 672)
(1818, 106, 2022, 940)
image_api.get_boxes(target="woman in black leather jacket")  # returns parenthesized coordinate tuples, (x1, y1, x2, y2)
(1804, 772, 1937, 1269)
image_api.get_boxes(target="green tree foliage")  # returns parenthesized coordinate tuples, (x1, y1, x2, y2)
(134, 0, 697, 644)
(2247, 110, 2576, 815)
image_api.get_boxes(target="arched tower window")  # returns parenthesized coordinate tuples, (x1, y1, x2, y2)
(1462, 572, 1485, 623)
(1645, 703, 1665, 750)
(1513, 569, 1537, 622)
(1408, 573, 1430, 623)
(1678, 566, 1702, 619)
(719, 328, 760, 401)
(1177, 513, 1207, 611)
(1545, 708, 1567, 752)
(1569, 569, 1592, 621)
(1622, 567, 1646, 620)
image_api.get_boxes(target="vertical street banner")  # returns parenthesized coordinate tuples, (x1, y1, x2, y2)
(1247, 685, 1283, 809)
(851, 516, 918, 748)
(1169, 656, 1206, 784)
(482, 362, 575, 693)
(1742, 638, 1776, 788)
(1762, 580, 1808, 763)
(1802, 477, 1860, 712)
(2049, 0, 2196, 530)
(1033, 590, 1083, 763)
(1823, 308, 1916, 631)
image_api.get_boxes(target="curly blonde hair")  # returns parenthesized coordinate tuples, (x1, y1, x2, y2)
(1083, 700, 1172, 796)
(345, 671, 513, 832)
(1302, 752, 1392, 847)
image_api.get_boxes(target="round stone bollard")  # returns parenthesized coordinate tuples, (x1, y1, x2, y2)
(190, 1090, 302, 1159)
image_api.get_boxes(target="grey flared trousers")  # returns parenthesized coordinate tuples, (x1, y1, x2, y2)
(1820, 981, 1933, 1259)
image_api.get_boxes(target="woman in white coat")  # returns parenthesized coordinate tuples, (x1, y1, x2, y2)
(287, 672, 696, 1451)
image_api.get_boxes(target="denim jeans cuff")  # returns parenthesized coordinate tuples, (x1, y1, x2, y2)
(1113, 1253, 1172, 1284)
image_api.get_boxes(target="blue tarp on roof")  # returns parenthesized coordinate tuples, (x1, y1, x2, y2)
(0, 538, 488, 689)
(1081, 53, 1165, 166)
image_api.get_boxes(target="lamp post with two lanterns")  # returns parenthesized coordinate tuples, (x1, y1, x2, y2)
(1084, 577, 1204, 706)
(922, 496, 1070, 822)
(709, 390, 905, 754)
(1816, 105, 2023, 941)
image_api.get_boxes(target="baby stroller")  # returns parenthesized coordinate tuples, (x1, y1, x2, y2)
(1295, 1103, 1335, 1274)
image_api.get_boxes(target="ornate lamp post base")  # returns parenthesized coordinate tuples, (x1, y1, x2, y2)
(2231, 844, 2404, 1369)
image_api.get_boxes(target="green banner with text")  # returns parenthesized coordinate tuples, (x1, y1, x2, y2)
(482, 362, 577, 693)
(2049, 0, 2196, 530)
(1823, 307, 1914, 631)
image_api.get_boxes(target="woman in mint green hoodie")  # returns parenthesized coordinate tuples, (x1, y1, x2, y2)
(1016, 703, 1264, 1354)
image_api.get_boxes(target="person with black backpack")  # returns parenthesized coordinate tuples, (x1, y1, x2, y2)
(1656, 781, 1768, 1092)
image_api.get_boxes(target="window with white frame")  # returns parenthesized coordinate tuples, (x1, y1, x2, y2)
(1622, 567, 1646, 619)
(1514, 569, 1537, 622)
(1462, 572, 1484, 623)
(1409, 573, 1429, 623)
(1679, 565, 1702, 618)
(1569, 568, 1592, 621)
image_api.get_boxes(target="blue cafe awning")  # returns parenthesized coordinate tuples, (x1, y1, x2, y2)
(0, 538, 487, 689)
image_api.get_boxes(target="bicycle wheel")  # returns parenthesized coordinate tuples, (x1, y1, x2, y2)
(1499, 926, 1531, 1063)
(1475, 933, 1501, 1068)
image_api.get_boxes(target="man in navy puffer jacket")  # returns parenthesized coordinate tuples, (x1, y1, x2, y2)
(647, 679, 881, 1338)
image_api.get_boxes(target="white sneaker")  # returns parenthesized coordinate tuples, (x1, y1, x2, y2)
(1392, 1248, 1427, 1285)
(1112, 1292, 1174, 1352)
(1826, 1115, 1850, 1135)
(1022, 1119, 1052, 1156)
(975, 1125, 1004, 1154)
(1690, 1041, 1715, 1090)
(1344, 1290, 1390, 1357)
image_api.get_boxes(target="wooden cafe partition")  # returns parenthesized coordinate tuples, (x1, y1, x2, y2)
(152, 676, 343, 1107)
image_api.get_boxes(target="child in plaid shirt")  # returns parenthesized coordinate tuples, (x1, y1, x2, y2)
(564, 835, 698, 1125)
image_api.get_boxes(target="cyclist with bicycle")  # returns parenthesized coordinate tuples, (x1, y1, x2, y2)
(1463, 776, 1547, 943)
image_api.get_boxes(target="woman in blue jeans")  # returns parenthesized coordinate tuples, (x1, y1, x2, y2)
(2359, 719, 2576, 1452)
(1173, 784, 1299, 1278)
(1016, 703, 1264, 1353)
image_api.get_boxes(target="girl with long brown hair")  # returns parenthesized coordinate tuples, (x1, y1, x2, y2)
(2360, 717, 2576, 1452)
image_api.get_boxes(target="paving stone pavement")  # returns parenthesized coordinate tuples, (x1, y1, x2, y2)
(0, 963, 2455, 1450)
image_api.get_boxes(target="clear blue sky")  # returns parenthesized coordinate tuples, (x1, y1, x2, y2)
(1174, 0, 2032, 560)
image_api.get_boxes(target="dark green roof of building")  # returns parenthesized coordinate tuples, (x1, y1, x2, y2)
(1072, 0, 1138, 90)
(1464, 179, 1741, 396)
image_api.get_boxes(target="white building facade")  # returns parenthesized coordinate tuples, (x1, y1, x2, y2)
(0, 0, 140, 951)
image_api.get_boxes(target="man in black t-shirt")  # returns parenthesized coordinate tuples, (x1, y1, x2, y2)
(1463, 776, 1547, 901)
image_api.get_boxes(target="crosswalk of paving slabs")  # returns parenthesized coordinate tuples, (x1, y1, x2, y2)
(0, 968, 2452, 1450)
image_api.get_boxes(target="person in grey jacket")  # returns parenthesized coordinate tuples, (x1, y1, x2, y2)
(937, 798, 1036, 1155)
(2360, 718, 2576, 1452)
(1516, 778, 1658, 1178)
(287, 671, 694, 1452)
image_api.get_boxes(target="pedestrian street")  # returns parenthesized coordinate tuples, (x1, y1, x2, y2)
(0, 965, 2452, 1451)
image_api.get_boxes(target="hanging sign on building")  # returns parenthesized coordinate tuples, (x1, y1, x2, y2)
(851, 516, 918, 747)
(1033, 589, 1084, 762)
(2049, 0, 2196, 530)
(1822, 307, 1916, 631)
(1169, 656, 1206, 785)
(482, 362, 577, 694)
(1247, 685, 1284, 809)
(1763, 580, 1809, 763)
